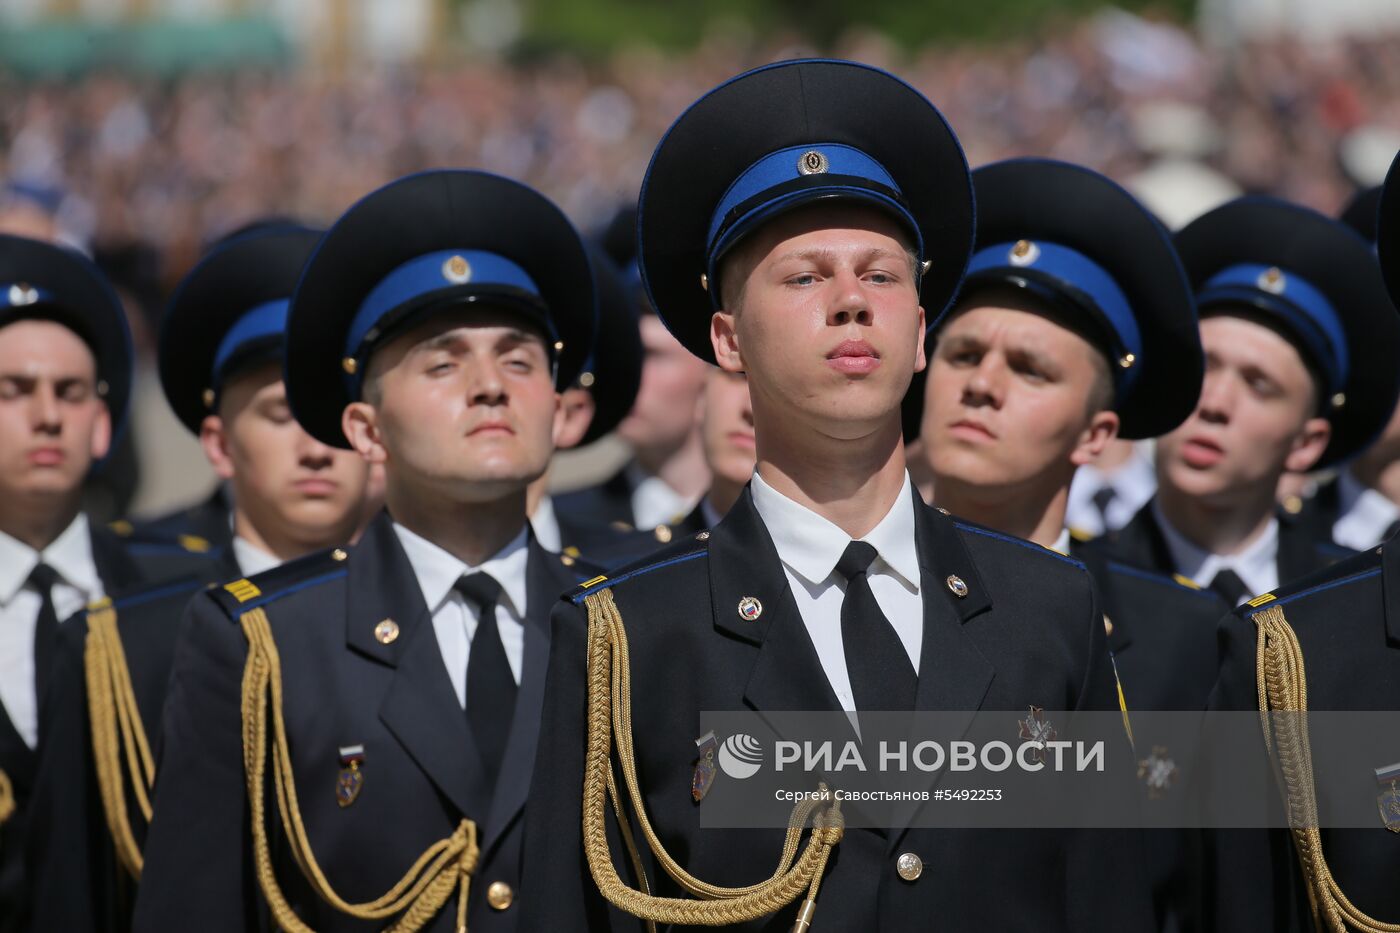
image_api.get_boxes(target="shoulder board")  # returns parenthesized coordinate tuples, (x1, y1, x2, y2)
(113, 524, 224, 559)
(952, 520, 1085, 569)
(1243, 563, 1383, 618)
(1100, 560, 1221, 600)
(89, 575, 211, 616)
(568, 539, 709, 604)
(207, 546, 350, 617)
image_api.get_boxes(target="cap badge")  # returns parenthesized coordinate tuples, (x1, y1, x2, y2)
(7, 284, 38, 307)
(442, 255, 473, 284)
(796, 149, 829, 176)
(374, 618, 400, 645)
(1008, 240, 1039, 267)
(1257, 266, 1286, 295)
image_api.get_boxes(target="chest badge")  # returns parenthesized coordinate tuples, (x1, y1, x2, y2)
(1017, 706, 1057, 765)
(1375, 762, 1400, 832)
(336, 745, 366, 808)
(692, 732, 719, 803)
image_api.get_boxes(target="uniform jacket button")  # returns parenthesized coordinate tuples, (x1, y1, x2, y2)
(896, 852, 923, 881)
(487, 880, 514, 910)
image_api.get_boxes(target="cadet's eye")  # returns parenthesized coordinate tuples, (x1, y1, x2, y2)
(788, 273, 817, 287)
(866, 271, 893, 285)
(0, 379, 18, 399)
(58, 381, 90, 402)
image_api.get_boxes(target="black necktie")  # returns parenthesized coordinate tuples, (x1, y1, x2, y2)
(29, 563, 60, 710)
(454, 573, 516, 782)
(1091, 486, 1117, 531)
(1207, 568, 1250, 606)
(836, 541, 917, 712)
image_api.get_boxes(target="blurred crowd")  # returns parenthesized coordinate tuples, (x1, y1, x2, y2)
(4, 10, 1400, 515)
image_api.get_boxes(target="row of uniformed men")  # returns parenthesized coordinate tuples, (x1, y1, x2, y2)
(0, 57, 1398, 933)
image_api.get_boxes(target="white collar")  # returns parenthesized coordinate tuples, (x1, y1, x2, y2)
(1333, 471, 1400, 550)
(700, 495, 726, 530)
(1153, 500, 1279, 596)
(392, 521, 530, 618)
(1049, 528, 1073, 556)
(0, 512, 99, 605)
(529, 495, 563, 553)
(749, 470, 920, 591)
(626, 462, 699, 530)
(232, 536, 283, 578)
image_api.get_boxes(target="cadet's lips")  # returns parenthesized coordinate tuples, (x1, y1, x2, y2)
(826, 339, 881, 375)
(27, 446, 65, 466)
(948, 418, 997, 442)
(293, 478, 340, 496)
(1180, 435, 1225, 468)
(468, 420, 515, 437)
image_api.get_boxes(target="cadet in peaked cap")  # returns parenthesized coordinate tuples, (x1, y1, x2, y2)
(522, 60, 1152, 932)
(134, 171, 601, 933)
(1203, 161, 1400, 933)
(1106, 198, 1400, 606)
(27, 223, 378, 933)
(905, 158, 1224, 931)
(0, 233, 146, 931)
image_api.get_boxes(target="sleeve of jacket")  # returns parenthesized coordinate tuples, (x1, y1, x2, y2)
(131, 593, 259, 933)
(519, 598, 647, 933)
(26, 612, 115, 933)
(1066, 568, 1156, 932)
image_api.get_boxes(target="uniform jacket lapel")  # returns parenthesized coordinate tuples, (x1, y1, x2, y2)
(708, 489, 845, 716)
(347, 513, 492, 822)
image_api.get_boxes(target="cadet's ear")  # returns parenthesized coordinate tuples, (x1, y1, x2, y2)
(1070, 408, 1121, 468)
(199, 415, 235, 480)
(913, 306, 928, 374)
(554, 387, 592, 450)
(1284, 416, 1332, 474)
(711, 311, 743, 374)
(88, 402, 112, 464)
(342, 402, 388, 465)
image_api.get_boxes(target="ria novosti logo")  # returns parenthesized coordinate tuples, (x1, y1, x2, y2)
(717, 733, 764, 779)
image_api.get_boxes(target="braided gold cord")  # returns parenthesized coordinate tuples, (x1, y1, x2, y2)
(239, 607, 479, 932)
(580, 589, 844, 928)
(0, 768, 13, 826)
(1252, 604, 1400, 933)
(84, 604, 157, 878)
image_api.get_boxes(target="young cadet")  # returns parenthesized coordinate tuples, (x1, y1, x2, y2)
(26, 224, 376, 932)
(130, 170, 598, 933)
(671, 366, 757, 534)
(0, 233, 178, 932)
(904, 159, 1229, 931)
(553, 205, 712, 533)
(1103, 198, 1400, 605)
(522, 59, 1152, 932)
(1204, 165, 1400, 932)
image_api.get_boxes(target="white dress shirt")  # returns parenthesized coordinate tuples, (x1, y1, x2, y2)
(0, 514, 105, 748)
(1154, 501, 1279, 604)
(232, 536, 283, 577)
(1065, 443, 1158, 537)
(749, 471, 923, 713)
(1049, 528, 1073, 556)
(392, 522, 529, 707)
(627, 463, 699, 531)
(529, 495, 563, 554)
(1332, 471, 1400, 552)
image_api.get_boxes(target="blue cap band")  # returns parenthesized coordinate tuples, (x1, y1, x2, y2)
(704, 143, 923, 306)
(211, 299, 288, 388)
(964, 240, 1144, 400)
(342, 249, 550, 399)
(1198, 263, 1348, 396)
(0, 282, 55, 310)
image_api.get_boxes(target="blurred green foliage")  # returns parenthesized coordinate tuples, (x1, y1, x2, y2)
(514, 0, 1198, 54)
